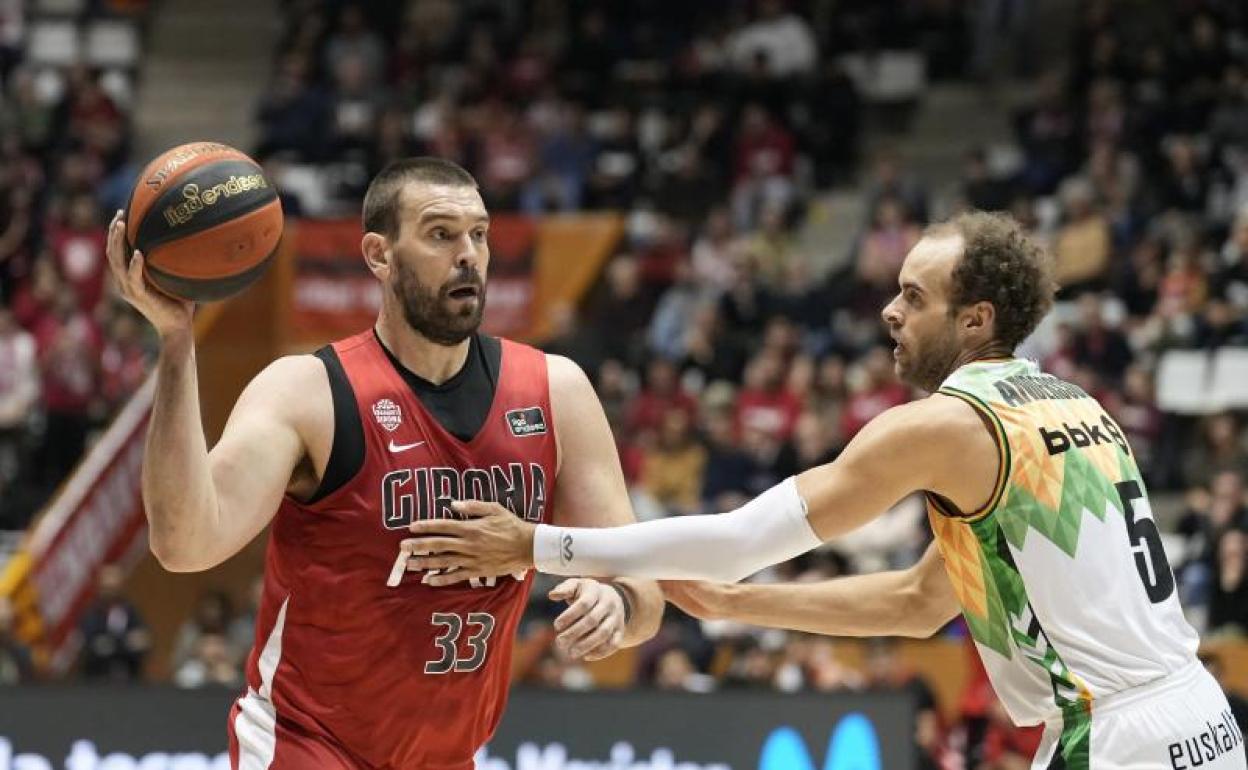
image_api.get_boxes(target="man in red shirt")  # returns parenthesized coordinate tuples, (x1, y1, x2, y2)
(49, 193, 108, 314)
(106, 157, 663, 769)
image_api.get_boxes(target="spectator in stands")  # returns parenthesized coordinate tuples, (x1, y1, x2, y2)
(47, 193, 107, 315)
(0, 307, 36, 489)
(735, 347, 802, 444)
(1158, 135, 1211, 214)
(862, 638, 943, 769)
(741, 203, 796, 289)
(1183, 413, 1248, 489)
(256, 53, 329, 161)
(1053, 177, 1111, 295)
(523, 103, 596, 215)
(1215, 207, 1248, 312)
(79, 564, 150, 682)
(796, 636, 863, 693)
(1106, 364, 1163, 482)
(328, 52, 388, 160)
(975, 698, 1044, 770)
(173, 632, 242, 689)
(171, 590, 234, 673)
(0, 172, 32, 300)
(1070, 293, 1132, 385)
(0, 596, 33, 685)
(700, 404, 753, 510)
(960, 147, 1012, 212)
(731, 105, 796, 230)
(856, 196, 922, 302)
(585, 255, 651, 365)
(638, 408, 707, 518)
(774, 410, 841, 479)
(654, 646, 715, 693)
(478, 105, 537, 211)
(648, 261, 701, 362)
(1014, 71, 1076, 195)
(713, 637, 772, 690)
(841, 347, 908, 440)
(863, 148, 929, 227)
(323, 4, 384, 89)
(34, 285, 101, 485)
(626, 357, 698, 438)
(690, 207, 740, 298)
(99, 308, 149, 413)
(681, 301, 746, 385)
(585, 108, 642, 210)
(1208, 529, 1248, 637)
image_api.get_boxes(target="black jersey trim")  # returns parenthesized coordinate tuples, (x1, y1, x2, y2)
(306, 345, 365, 504)
(373, 331, 503, 443)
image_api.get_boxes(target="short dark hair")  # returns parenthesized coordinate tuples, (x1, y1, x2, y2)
(933, 211, 1056, 350)
(362, 157, 478, 238)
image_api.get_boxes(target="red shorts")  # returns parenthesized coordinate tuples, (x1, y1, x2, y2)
(228, 697, 362, 770)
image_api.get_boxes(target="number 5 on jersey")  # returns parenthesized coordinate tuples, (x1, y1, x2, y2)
(426, 612, 495, 674)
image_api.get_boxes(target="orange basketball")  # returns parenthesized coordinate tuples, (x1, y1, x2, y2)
(126, 142, 283, 302)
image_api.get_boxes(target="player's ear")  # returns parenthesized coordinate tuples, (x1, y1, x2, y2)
(361, 231, 392, 280)
(963, 300, 995, 335)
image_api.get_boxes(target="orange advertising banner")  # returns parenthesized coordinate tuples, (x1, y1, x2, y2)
(282, 213, 622, 348)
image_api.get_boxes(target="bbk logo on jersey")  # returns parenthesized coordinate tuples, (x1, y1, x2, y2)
(380, 462, 547, 530)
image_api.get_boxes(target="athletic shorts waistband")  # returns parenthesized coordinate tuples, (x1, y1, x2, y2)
(1046, 660, 1207, 724)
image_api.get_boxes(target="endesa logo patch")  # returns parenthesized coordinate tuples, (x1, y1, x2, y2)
(506, 407, 547, 437)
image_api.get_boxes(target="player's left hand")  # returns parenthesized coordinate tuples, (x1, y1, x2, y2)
(549, 578, 626, 661)
(402, 499, 536, 586)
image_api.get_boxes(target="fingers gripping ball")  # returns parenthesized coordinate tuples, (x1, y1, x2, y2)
(126, 142, 284, 302)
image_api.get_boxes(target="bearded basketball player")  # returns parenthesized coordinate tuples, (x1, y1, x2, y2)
(405, 212, 1245, 770)
(105, 157, 663, 770)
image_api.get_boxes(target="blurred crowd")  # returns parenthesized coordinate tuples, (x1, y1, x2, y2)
(257, 0, 991, 219)
(0, 0, 155, 532)
(255, 1, 1248, 767)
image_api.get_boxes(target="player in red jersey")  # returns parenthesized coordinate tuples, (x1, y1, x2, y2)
(105, 157, 664, 769)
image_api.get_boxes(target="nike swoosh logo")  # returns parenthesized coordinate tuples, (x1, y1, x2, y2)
(387, 440, 426, 453)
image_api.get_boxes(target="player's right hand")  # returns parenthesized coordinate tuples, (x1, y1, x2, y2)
(107, 210, 194, 340)
(659, 580, 734, 621)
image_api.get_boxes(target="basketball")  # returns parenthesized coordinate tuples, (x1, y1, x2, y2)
(125, 142, 283, 302)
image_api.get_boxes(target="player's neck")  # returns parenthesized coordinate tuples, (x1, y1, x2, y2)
(373, 312, 471, 386)
(949, 341, 1014, 375)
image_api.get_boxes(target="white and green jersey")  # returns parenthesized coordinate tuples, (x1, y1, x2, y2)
(927, 359, 1199, 764)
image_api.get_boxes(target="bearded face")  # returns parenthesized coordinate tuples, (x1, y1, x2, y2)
(893, 314, 963, 392)
(392, 257, 486, 346)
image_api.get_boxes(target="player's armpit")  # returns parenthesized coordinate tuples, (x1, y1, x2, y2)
(797, 396, 1000, 541)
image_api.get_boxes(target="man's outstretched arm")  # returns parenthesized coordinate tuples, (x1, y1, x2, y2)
(661, 542, 961, 639)
(403, 394, 998, 584)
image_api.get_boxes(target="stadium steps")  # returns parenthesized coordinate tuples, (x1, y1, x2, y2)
(131, 0, 279, 158)
(799, 81, 1023, 276)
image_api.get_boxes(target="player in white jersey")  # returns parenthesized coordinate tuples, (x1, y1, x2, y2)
(400, 211, 1245, 769)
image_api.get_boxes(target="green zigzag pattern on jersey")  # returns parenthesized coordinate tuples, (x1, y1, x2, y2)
(998, 446, 1121, 557)
(956, 515, 1031, 659)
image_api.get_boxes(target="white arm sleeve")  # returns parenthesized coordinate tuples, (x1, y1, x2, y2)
(533, 477, 822, 582)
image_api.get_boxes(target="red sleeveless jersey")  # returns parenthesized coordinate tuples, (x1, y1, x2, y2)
(231, 331, 556, 769)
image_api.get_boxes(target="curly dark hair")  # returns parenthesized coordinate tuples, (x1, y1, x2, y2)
(934, 211, 1056, 350)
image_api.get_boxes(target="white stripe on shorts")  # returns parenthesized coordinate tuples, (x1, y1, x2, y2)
(234, 596, 289, 770)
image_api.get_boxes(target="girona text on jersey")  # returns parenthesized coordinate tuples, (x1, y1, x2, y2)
(381, 462, 547, 529)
